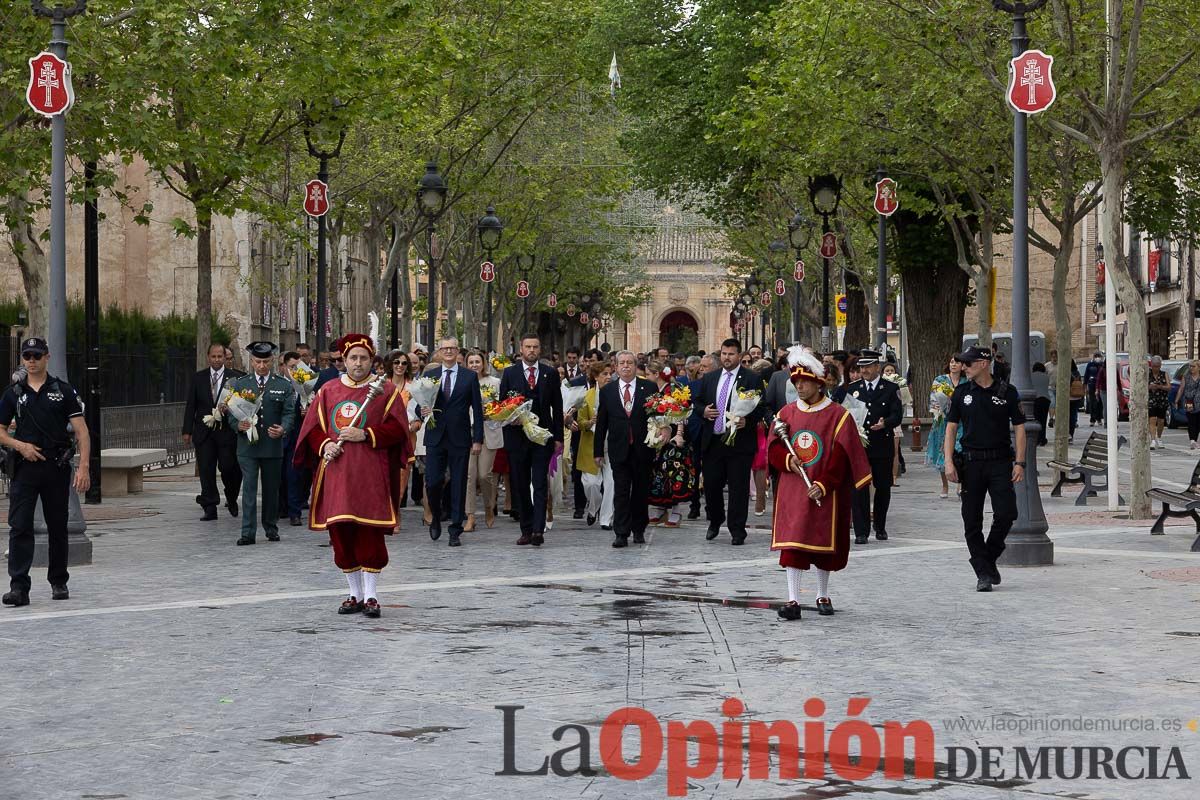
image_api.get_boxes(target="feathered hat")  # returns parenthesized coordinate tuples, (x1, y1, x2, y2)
(335, 332, 375, 358)
(787, 344, 826, 386)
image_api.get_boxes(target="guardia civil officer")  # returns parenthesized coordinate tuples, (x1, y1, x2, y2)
(0, 337, 91, 607)
(943, 346, 1025, 592)
(846, 349, 903, 544)
(226, 342, 296, 546)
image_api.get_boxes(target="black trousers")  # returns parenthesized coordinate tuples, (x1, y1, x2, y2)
(611, 455, 651, 539)
(702, 441, 752, 537)
(425, 443, 470, 535)
(508, 443, 553, 534)
(852, 455, 894, 537)
(960, 458, 1017, 577)
(571, 429, 586, 512)
(196, 433, 241, 510)
(1087, 388, 1103, 423)
(1033, 397, 1050, 446)
(1188, 411, 1200, 443)
(7, 460, 71, 593)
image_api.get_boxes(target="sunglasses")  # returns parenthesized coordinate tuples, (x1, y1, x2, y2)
(21, 352, 45, 361)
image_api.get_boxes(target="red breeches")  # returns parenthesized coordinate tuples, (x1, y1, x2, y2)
(328, 523, 390, 572)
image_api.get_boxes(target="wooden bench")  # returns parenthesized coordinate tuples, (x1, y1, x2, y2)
(100, 448, 166, 496)
(1047, 432, 1127, 506)
(1146, 461, 1200, 551)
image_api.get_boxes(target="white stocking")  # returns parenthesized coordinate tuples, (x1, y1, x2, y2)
(345, 570, 363, 600)
(361, 570, 379, 601)
(816, 568, 831, 600)
(785, 567, 803, 604)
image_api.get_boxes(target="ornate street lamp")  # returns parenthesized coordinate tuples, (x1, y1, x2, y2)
(809, 174, 843, 351)
(477, 206, 503, 353)
(545, 256, 560, 354)
(416, 161, 448, 349)
(788, 210, 815, 344)
(303, 98, 348, 355)
(517, 254, 535, 336)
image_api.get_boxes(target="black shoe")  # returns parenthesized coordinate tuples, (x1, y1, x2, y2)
(289, 515, 301, 526)
(2, 590, 29, 607)
(875, 531, 888, 541)
(687, 509, 701, 520)
(816, 597, 834, 616)
(363, 599, 381, 618)
(429, 522, 442, 541)
(266, 532, 280, 542)
(855, 535, 869, 544)
(51, 584, 69, 601)
(227, 500, 239, 517)
(531, 533, 544, 547)
(201, 507, 218, 521)
(705, 526, 720, 541)
(338, 597, 364, 615)
(448, 533, 462, 547)
(777, 602, 802, 621)
(586, 514, 597, 526)
(236, 536, 255, 546)
(989, 564, 1002, 585)
(516, 534, 533, 545)
(612, 536, 628, 548)
(573, 510, 585, 520)
(632, 533, 646, 544)
(601, 524, 612, 531)
(976, 577, 994, 592)
(731, 534, 746, 546)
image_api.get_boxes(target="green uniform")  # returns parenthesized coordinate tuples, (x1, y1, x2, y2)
(226, 372, 296, 540)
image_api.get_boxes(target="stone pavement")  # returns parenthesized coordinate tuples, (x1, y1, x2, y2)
(2, 425, 1199, 800)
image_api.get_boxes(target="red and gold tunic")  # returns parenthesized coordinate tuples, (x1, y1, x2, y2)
(293, 375, 411, 530)
(767, 397, 872, 571)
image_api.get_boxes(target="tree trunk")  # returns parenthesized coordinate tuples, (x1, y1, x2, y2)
(1051, 197, 1078, 463)
(843, 269, 869, 349)
(975, 267, 994, 348)
(195, 206, 213, 367)
(1101, 154, 1150, 517)
(903, 265, 969, 418)
(6, 190, 49, 336)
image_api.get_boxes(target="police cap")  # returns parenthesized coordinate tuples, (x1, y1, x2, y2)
(956, 345, 993, 364)
(246, 341, 277, 359)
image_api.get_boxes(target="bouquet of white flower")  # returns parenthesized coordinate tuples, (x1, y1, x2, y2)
(512, 399, 553, 445)
(408, 375, 441, 428)
(203, 386, 231, 430)
(226, 388, 264, 443)
(561, 383, 588, 414)
(722, 388, 762, 446)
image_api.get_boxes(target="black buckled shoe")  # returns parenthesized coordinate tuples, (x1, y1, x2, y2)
(586, 514, 597, 526)
(265, 532, 280, 542)
(777, 602, 802, 621)
(816, 597, 834, 616)
(51, 584, 69, 601)
(338, 596, 364, 615)
(363, 598, 381, 618)
(2, 590, 29, 607)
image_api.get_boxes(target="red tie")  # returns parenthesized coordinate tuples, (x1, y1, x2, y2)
(624, 384, 633, 442)
(527, 366, 536, 391)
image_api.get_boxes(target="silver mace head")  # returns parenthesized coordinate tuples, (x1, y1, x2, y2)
(771, 418, 790, 439)
(366, 374, 388, 398)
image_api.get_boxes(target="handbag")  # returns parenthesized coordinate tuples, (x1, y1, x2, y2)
(1069, 377, 1085, 399)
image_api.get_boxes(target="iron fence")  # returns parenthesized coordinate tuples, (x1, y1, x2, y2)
(1, 338, 195, 405)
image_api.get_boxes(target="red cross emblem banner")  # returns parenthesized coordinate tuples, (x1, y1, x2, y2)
(874, 178, 899, 217)
(1007, 49, 1057, 114)
(27, 51, 73, 117)
(304, 179, 330, 217)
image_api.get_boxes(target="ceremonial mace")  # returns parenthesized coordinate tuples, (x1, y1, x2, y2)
(325, 375, 389, 462)
(771, 418, 821, 506)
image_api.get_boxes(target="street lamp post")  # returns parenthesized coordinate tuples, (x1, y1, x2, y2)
(809, 175, 842, 352)
(416, 162, 448, 350)
(768, 239, 788, 350)
(546, 256, 560, 355)
(875, 167, 889, 349)
(303, 100, 347, 355)
(517, 254, 535, 337)
(477, 206, 503, 353)
(993, 0, 1053, 566)
(788, 210, 814, 344)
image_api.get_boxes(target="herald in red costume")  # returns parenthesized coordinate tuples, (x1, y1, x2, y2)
(293, 333, 411, 617)
(767, 345, 871, 621)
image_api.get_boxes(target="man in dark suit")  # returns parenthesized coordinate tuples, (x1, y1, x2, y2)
(416, 337, 484, 547)
(593, 350, 656, 547)
(693, 338, 765, 545)
(313, 350, 345, 393)
(182, 342, 244, 520)
(498, 334, 563, 546)
(845, 348, 903, 543)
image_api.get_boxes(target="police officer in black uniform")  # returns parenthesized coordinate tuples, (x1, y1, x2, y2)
(0, 337, 91, 607)
(943, 346, 1026, 592)
(846, 349, 903, 544)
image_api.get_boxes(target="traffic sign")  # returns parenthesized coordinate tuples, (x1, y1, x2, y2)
(820, 231, 837, 259)
(580, 312, 589, 324)
(566, 303, 577, 316)
(760, 290, 772, 307)
(303, 179, 329, 218)
(835, 294, 847, 327)
(27, 51, 73, 117)
(516, 280, 530, 298)
(479, 261, 495, 283)
(793, 260, 806, 282)
(547, 292, 557, 308)
(1007, 49, 1056, 115)
(874, 177, 899, 217)
(774, 278, 786, 296)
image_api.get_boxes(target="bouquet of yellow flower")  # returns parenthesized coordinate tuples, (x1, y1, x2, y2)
(723, 387, 761, 446)
(291, 362, 318, 408)
(480, 383, 498, 404)
(642, 384, 693, 447)
(226, 388, 264, 442)
(490, 353, 512, 373)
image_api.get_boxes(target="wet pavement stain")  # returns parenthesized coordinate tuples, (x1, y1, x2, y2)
(265, 733, 342, 746)
(81, 795, 128, 799)
(369, 725, 464, 739)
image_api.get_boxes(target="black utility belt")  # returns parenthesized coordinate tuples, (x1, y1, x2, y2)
(962, 448, 1014, 462)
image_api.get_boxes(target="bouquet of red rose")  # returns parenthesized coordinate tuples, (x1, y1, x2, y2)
(642, 384, 693, 448)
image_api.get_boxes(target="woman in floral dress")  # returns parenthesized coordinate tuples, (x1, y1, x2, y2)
(646, 366, 697, 527)
(926, 355, 966, 498)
